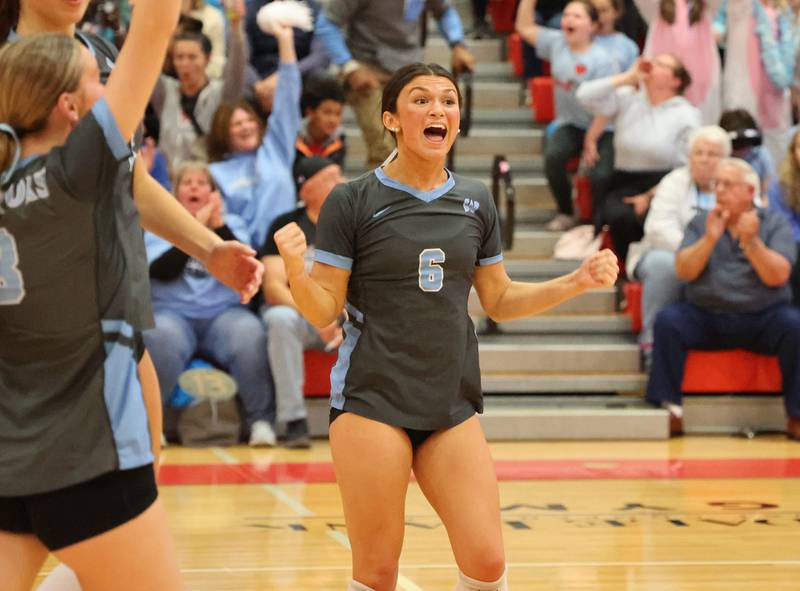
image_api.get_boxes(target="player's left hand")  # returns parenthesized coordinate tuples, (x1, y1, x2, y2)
(205, 241, 264, 304)
(576, 248, 618, 289)
(451, 44, 476, 74)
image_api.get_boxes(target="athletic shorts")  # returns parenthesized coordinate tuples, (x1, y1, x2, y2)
(330, 408, 437, 450)
(0, 465, 157, 551)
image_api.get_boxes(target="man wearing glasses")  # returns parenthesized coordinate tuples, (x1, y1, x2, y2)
(646, 158, 800, 440)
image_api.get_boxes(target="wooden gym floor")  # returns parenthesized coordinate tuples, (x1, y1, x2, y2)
(36, 436, 800, 590)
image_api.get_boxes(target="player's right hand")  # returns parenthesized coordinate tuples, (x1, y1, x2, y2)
(274, 222, 308, 278)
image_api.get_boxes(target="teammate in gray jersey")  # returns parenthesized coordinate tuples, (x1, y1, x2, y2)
(0, 0, 259, 587)
(275, 63, 619, 591)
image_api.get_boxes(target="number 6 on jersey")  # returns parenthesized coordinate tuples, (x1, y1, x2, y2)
(0, 228, 25, 305)
(418, 248, 445, 292)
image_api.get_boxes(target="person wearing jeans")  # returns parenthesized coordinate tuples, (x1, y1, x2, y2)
(261, 157, 345, 448)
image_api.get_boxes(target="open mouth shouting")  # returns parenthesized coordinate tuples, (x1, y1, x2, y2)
(424, 123, 448, 145)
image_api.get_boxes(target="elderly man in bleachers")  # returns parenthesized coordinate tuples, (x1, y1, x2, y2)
(646, 158, 800, 439)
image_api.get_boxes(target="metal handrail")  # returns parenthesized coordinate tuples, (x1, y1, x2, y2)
(447, 71, 474, 171)
(491, 154, 516, 251)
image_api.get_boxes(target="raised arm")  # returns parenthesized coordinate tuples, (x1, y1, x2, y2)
(515, 0, 540, 47)
(220, 0, 250, 105)
(576, 60, 641, 117)
(473, 251, 618, 322)
(104, 0, 181, 142)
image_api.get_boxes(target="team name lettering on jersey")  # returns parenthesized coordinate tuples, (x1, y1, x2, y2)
(0, 168, 50, 212)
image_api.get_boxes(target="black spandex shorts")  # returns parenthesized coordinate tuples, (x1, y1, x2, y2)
(329, 408, 437, 450)
(0, 465, 157, 551)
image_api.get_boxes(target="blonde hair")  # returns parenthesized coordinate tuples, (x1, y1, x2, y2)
(0, 34, 83, 174)
(173, 160, 216, 194)
(778, 128, 800, 211)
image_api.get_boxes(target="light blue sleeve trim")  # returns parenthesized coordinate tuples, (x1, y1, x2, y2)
(479, 254, 504, 267)
(91, 98, 130, 161)
(436, 6, 465, 46)
(315, 249, 353, 270)
(315, 12, 352, 65)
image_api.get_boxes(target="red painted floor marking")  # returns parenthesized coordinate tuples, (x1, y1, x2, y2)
(157, 458, 800, 486)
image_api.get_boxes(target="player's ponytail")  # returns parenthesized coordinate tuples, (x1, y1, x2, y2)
(0, 34, 83, 181)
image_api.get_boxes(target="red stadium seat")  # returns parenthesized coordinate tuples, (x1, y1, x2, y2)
(683, 350, 782, 393)
(507, 33, 524, 78)
(303, 350, 337, 397)
(622, 281, 782, 392)
(529, 76, 554, 123)
(489, 0, 517, 33)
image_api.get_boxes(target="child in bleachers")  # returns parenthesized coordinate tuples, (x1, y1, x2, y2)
(719, 108, 775, 197)
(296, 75, 347, 168)
(593, 0, 640, 70)
(634, 0, 722, 123)
(516, 0, 620, 231)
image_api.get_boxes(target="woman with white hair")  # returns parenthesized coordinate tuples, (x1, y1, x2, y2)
(627, 125, 731, 369)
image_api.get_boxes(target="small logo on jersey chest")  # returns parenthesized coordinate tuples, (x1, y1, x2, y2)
(463, 198, 480, 214)
(372, 205, 392, 218)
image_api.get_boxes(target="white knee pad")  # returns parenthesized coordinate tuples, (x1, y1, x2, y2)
(347, 580, 376, 591)
(36, 564, 82, 591)
(455, 568, 508, 591)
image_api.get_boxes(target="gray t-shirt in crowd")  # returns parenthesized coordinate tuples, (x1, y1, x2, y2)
(535, 29, 619, 130)
(681, 208, 797, 314)
(314, 169, 503, 430)
(325, 0, 455, 73)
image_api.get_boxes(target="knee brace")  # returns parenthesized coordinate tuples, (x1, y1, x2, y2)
(347, 580, 376, 591)
(455, 568, 508, 591)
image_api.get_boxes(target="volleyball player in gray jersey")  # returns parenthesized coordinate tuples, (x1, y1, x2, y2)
(275, 63, 619, 591)
(0, 0, 259, 586)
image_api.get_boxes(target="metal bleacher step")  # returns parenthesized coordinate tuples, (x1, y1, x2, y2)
(468, 285, 618, 316)
(424, 37, 505, 65)
(684, 395, 786, 434)
(481, 373, 647, 395)
(479, 313, 632, 334)
(478, 334, 640, 373)
(345, 127, 542, 158)
(304, 394, 666, 440)
(477, 395, 667, 440)
(503, 257, 580, 279)
(504, 228, 559, 259)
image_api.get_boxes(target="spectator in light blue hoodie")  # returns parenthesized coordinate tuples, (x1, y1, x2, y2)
(206, 20, 300, 249)
(143, 162, 276, 447)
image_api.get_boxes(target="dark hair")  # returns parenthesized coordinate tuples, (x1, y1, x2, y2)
(381, 63, 462, 140)
(666, 54, 692, 95)
(568, 0, 601, 22)
(206, 99, 265, 161)
(719, 109, 762, 150)
(172, 31, 212, 57)
(660, 0, 705, 25)
(0, 0, 19, 44)
(301, 76, 346, 114)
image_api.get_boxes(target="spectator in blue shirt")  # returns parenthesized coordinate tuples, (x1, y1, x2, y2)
(768, 128, 800, 305)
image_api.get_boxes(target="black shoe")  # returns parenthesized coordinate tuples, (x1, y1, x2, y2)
(284, 418, 311, 449)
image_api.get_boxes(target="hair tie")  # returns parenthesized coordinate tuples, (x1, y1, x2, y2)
(0, 123, 21, 186)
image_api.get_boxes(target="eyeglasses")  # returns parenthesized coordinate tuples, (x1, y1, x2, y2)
(712, 179, 748, 189)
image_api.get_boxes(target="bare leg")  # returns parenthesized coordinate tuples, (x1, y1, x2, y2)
(53, 499, 182, 591)
(0, 531, 48, 591)
(330, 413, 413, 591)
(412, 416, 506, 583)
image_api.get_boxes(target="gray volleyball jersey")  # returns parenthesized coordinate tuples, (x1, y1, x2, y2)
(0, 100, 153, 496)
(314, 169, 503, 430)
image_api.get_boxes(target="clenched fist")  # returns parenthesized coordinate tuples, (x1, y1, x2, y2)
(576, 249, 619, 289)
(274, 222, 308, 279)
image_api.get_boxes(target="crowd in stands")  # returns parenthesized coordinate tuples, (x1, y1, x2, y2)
(77, 0, 800, 443)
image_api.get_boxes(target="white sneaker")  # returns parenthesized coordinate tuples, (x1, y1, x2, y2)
(545, 213, 577, 232)
(249, 420, 277, 447)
